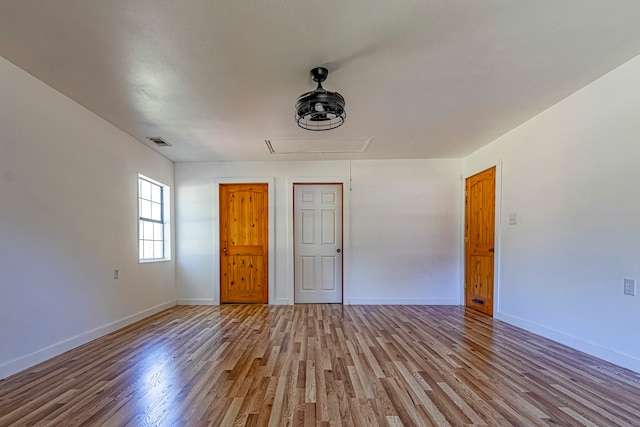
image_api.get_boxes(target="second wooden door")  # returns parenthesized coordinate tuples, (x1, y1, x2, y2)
(465, 167, 496, 316)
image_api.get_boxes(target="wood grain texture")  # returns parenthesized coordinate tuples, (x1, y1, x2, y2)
(1, 305, 639, 426)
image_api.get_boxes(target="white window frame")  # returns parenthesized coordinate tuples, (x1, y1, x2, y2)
(138, 174, 171, 263)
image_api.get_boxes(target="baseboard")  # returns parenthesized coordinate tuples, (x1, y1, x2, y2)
(0, 300, 176, 380)
(176, 299, 217, 305)
(176, 298, 291, 305)
(347, 298, 459, 305)
(497, 312, 640, 374)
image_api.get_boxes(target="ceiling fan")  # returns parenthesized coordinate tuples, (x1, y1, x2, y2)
(295, 67, 346, 131)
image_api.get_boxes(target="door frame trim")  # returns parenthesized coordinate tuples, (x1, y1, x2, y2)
(461, 162, 503, 316)
(213, 177, 275, 305)
(286, 176, 350, 305)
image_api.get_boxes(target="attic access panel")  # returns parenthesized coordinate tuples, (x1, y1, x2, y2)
(266, 138, 372, 154)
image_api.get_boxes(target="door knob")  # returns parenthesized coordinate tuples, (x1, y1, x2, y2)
(337, 249, 341, 253)
(488, 248, 494, 252)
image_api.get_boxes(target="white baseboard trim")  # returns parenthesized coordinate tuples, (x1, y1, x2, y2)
(176, 299, 217, 305)
(0, 300, 176, 380)
(497, 312, 640, 374)
(347, 298, 459, 305)
(272, 298, 291, 305)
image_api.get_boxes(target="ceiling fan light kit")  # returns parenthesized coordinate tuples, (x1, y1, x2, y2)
(295, 67, 346, 131)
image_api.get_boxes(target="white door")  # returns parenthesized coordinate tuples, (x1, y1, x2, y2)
(294, 184, 343, 303)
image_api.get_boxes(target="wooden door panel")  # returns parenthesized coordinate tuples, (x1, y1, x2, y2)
(220, 183, 268, 304)
(465, 255, 494, 314)
(224, 254, 265, 303)
(465, 167, 495, 316)
(226, 246, 263, 255)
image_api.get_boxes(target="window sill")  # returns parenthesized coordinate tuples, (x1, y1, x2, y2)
(139, 258, 172, 264)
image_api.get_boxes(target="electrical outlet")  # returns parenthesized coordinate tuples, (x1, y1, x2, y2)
(114, 269, 119, 280)
(624, 278, 635, 296)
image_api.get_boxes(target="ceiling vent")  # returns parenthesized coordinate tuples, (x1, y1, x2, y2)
(146, 137, 172, 147)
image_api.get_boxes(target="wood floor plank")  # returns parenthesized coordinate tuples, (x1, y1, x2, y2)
(1, 305, 639, 426)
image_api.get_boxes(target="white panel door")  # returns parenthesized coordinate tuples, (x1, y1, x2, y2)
(294, 184, 343, 303)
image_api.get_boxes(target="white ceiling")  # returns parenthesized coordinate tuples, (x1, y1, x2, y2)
(2, 1, 640, 162)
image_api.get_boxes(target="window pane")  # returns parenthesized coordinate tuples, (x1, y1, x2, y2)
(154, 241, 164, 259)
(151, 202, 161, 221)
(143, 241, 154, 259)
(140, 200, 152, 219)
(154, 223, 163, 240)
(140, 179, 151, 200)
(139, 220, 145, 239)
(151, 184, 162, 203)
(144, 221, 154, 240)
(139, 240, 145, 259)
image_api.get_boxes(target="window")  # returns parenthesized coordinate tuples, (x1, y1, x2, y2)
(138, 175, 170, 261)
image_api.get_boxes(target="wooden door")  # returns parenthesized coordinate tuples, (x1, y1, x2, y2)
(220, 183, 268, 304)
(294, 184, 343, 303)
(465, 167, 496, 316)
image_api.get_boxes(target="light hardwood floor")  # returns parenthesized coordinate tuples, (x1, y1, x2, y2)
(1, 305, 639, 426)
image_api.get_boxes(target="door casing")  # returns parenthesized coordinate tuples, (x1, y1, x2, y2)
(286, 176, 350, 305)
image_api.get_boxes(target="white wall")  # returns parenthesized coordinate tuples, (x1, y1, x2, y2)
(464, 55, 640, 372)
(175, 159, 462, 305)
(0, 57, 176, 379)
(349, 160, 462, 304)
